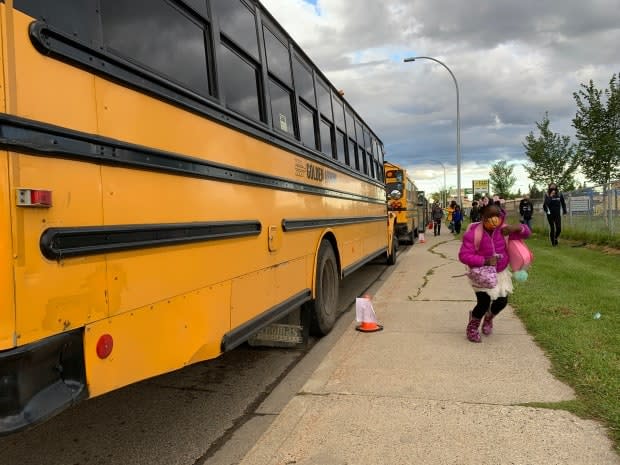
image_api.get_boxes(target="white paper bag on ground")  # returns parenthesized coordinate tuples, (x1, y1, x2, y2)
(355, 297, 377, 323)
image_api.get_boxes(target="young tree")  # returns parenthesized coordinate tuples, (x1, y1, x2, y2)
(572, 73, 620, 187)
(523, 112, 579, 191)
(489, 161, 516, 198)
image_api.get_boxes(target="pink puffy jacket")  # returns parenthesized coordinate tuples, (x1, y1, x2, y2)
(458, 222, 531, 272)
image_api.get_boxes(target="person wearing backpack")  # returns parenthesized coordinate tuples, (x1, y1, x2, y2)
(431, 202, 444, 236)
(458, 204, 531, 343)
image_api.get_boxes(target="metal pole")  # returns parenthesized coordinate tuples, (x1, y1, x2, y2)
(404, 56, 461, 207)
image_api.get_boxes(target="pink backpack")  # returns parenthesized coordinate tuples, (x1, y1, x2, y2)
(470, 222, 533, 271)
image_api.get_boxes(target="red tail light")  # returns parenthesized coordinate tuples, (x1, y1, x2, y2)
(16, 189, 52, 207)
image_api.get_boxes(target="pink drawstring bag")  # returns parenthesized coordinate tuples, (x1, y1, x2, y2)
(470, 222, 534, 272)
(506, 237, 533, 271)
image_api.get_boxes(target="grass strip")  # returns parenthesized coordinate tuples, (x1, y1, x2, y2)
(510, 234, 620, 450)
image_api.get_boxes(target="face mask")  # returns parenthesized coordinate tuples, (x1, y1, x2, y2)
(483, 216, 501, 231)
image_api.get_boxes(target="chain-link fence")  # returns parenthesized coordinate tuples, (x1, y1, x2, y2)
(503, 181, 620, 237)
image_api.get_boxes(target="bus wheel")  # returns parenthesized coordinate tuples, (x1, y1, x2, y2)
(408, 230, 415, 245)
(387, 237, 397, 265)
(304, 240, 339, 336)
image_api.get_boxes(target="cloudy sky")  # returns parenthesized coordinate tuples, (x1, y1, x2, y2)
(261, 0, 620, 198)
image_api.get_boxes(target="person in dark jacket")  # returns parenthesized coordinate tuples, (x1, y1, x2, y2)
(431, 202, 444, 236)
(469, 201, 481, 222)
(543, 183, 567, 246)
(452, 205, 463, 234)
(519, 195, 534, 230)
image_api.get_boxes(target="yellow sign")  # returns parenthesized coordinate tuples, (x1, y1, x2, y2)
(472, 179, 489, 194)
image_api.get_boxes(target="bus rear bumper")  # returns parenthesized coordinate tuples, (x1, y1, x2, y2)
(0, 329, 87, 436)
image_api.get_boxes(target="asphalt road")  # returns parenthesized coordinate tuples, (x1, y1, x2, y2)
(0, 255, 392, 465)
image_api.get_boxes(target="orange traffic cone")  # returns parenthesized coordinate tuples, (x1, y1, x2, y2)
(355, 295, 383, 332)
(419, 232, 426, 243)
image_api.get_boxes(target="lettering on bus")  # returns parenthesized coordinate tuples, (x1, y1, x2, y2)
(305, 162, 336, 184)
(295, 158, 306, 177)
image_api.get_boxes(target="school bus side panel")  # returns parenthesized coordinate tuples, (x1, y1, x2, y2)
(0, 4, 16, 350)
(7, 10, 108, 345)
(11, 156, 108, 345)
(0, 149, 14, 350)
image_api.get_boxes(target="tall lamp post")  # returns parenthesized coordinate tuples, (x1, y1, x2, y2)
(404, 56, 462, 207)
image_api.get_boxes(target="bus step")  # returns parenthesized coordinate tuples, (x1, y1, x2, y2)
(248, 324, 305, 348)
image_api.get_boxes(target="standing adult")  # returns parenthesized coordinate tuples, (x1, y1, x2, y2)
(543, 183, 567, 246)
(469, 200, 481, 223)
(446, 200, 457, 232)
(431, 202, 444, 236)
(452, 205, 463, 234)
(519, 195, 534, 230)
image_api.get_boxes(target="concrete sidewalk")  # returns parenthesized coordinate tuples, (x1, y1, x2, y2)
(238, 234, 620, 465)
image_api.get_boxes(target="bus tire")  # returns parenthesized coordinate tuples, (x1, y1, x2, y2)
(304, 240, 339, 336)
(387, 237, 397, 266)
(407, 229, 415, 245)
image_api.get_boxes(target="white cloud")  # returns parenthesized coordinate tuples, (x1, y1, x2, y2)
(262, 0, 620, 195)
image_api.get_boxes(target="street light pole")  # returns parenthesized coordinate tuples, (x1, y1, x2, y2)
(404, 56, 462, 207)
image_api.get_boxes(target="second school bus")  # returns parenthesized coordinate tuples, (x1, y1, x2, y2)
(0, 0, 397, 434)
(384, 161, 421, 244)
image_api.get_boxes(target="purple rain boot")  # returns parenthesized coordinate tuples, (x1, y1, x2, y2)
(466, 311, 482, 343)
(482, 311, 495, 336)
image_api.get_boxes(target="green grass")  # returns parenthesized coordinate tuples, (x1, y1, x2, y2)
(510, 234, 620, 450)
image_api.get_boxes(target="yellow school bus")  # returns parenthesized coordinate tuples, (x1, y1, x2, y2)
(0, 0, 397, 434)
(384, 161, 419, 244)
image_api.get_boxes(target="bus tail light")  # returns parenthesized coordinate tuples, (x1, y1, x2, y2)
(16, 189, 52, 207)
(96, 334, 114, 359)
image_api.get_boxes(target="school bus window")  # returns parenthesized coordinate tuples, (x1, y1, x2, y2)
(299, 103, 317, 149)
(349, 138, 360, 170)
(355, 120, 365, 147)
(264, 26, 292, 85)
(332, 96, 346, 129)
(18, 1, 99, 45)
(293, 56, 316, 106)
(360, 149, 368, 175)
(269, 79, 295, 136)
(320, 119, 334, 157)
(345, 109, 355, 139)
(336, 130, 347, 164)
(218, 43, 262, 121)
(317, 81, 332, 120)
(369, 155, 376, 178)
(364, 129, 372, 154)
(101, 0, 211, 97)
(212, 0, 259, 59)
(181, 0, 208, 17)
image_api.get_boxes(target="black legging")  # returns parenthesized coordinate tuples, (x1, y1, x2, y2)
(472, 292, 508, 319)
(547, 213, 562, 244)
(433, 219, 441, 235)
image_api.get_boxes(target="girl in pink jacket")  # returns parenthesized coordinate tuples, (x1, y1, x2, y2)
(458, 204, 531, 342)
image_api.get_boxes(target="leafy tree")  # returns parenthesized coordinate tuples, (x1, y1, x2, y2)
(528, 184, 544, 199)
(523, 112, 579, 191)
(572, 73, 620, 187)
(489, 160, 516, 198)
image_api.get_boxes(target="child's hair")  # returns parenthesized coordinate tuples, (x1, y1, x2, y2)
(479, 203, 499, 217)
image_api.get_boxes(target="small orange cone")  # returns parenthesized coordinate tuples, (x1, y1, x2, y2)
(419, 232, 426, 243)
(355, 294, 383, 332)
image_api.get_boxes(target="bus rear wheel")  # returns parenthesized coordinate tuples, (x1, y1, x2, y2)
(303, 240, 339, 336)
